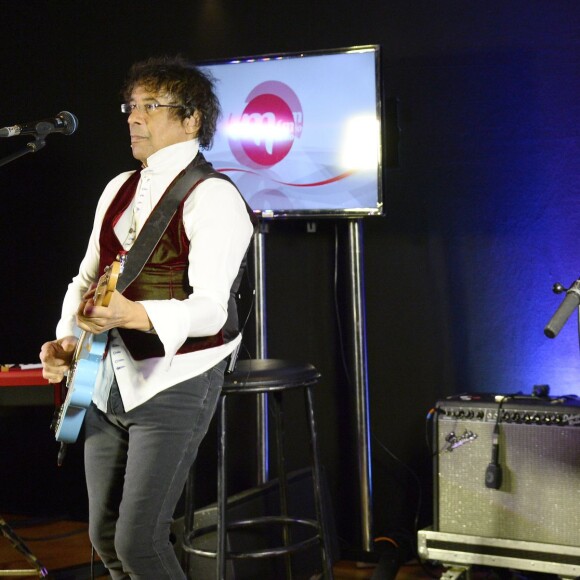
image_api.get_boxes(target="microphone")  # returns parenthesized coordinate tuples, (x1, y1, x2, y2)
(0, 111, 78, 138)
(484, 422, 502, 489)
(544, 278, 580, 338)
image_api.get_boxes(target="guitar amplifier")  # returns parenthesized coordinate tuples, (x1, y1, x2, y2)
(433, 395, 580, 546)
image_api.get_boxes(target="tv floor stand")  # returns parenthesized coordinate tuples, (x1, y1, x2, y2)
(251, 218, 374, 551)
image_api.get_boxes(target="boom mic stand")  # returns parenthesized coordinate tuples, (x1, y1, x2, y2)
(0, 134, 48, 576)
(0, 516, 48, 577)
(0, 136, 46, 168)
(1, 130, 62, 578)
(0, 110, 78, 167)
(0, 117, 75, 577)
(544, 277, 580, 339)
(0, 134, 50, 578)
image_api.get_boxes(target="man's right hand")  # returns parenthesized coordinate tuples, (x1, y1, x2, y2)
(39, 336, 78, 384)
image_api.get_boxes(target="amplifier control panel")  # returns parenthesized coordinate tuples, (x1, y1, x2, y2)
(437, 395, 580, 427)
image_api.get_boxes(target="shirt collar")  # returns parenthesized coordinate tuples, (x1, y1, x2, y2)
(143, 139, 200, 175)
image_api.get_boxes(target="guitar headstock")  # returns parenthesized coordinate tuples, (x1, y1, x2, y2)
(93, 261, 121, 307)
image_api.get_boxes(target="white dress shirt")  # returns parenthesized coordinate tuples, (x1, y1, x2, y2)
(56, 140, 254, 411)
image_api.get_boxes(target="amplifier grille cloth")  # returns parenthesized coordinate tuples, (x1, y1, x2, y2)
(437, 418, 580, 546)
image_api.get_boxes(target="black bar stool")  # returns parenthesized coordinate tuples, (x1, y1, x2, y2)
(181, 359, 335, 579)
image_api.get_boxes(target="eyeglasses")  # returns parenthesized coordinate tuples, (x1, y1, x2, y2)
(121, 102, 187, 115)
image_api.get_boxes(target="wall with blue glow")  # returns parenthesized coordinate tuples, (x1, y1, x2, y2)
(380, 7, 580, 399)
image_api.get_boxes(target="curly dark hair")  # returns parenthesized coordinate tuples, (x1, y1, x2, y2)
(121, 55, 220, 150)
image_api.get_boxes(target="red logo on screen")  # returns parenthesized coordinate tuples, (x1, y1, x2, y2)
(227, 81, 303, 168)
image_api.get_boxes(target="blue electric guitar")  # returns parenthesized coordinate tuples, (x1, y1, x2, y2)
(53, 261, 121, 451)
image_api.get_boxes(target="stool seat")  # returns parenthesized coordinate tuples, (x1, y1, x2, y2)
(223, 359, 321, 393)
(181, 358, 334, 579)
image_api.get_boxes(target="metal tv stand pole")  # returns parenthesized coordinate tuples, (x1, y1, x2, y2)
(348, 219, 373, 551)
(252, 219, 373, 548)
(253, 223, 269, 484)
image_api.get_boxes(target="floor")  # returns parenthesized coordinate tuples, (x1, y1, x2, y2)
(0, 515, 436, 579)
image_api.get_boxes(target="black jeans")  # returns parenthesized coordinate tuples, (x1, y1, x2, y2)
(84, 361, 226, 579)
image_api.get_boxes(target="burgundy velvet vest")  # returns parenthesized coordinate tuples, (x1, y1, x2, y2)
(98, 163, 251, 361)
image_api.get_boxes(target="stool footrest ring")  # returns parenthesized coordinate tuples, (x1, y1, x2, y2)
(182, 515, 321, 559)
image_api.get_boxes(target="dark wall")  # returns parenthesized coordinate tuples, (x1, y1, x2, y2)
(1, 0, 579, 559)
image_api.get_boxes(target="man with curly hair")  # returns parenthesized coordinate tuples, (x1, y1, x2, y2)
(40, 55, 255, 579)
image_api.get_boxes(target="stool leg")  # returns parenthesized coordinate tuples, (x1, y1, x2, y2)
(180, 462, 196, 575)
(216, 395, 228, 580)
(272, 391, 293, 580)
(305, 385, 335, 579)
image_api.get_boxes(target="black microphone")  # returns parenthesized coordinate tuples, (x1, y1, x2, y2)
(0, 111, 78, 138)
(544, 278, 580, 338)
(485, 422, 502, 489)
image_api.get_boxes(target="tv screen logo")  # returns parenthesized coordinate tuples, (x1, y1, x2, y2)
(225, 81, 303, 168)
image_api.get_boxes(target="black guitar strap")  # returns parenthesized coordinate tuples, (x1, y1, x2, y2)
(116, 152, 222, 294)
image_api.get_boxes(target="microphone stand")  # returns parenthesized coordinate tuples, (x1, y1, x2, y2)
(0, 132, 50, 577)
(0, 515, 48, 577)
(0, 136, 46, 168)
(544, 277, 580, 339)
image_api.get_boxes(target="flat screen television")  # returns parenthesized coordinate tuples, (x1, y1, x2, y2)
(200, 45, 383, 219)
